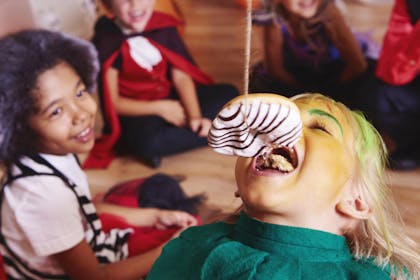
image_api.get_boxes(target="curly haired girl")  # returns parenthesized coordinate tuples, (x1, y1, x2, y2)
(0, 29, 196, 279)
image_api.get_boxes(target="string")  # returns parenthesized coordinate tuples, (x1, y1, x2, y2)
(242, 0, 254, 128)
(243, 0, 253, 96)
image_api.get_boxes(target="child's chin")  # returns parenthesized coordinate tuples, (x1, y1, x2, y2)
(301, 7, 318, 18)
(130, 21, 148, 32)
(75, 142, 95, 154)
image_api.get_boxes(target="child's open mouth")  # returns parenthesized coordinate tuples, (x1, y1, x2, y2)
(255, 145, 298, 173)
(299, 0, 316, 9)
(130, 11, 146, 22)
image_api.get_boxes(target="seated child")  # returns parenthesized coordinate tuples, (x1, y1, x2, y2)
(0, 29, 197, 279)
(147, 93, 420, 280)
(363, 0, 420, 170)
(84, 0, 238, 169)
(249, 0, 378, 109)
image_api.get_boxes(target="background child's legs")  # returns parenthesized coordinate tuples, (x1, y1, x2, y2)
(196, 83, 238, 117)
(119, 115, 206, 159)
(367, 78, 420, 146)
(325, 58, 378, 110)
(365, 77, 420, 168)
(118, 83, 238, 161)
(248, 62, 307, 97)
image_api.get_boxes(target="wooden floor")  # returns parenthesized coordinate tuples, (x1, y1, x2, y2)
(84, 0, 420, 246)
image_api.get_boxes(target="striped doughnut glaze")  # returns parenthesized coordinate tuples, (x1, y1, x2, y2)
(208, 93, 302, 157)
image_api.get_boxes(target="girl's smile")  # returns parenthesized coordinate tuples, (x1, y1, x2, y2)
(111, 0, 156, 32)
(128, 10, 148, 23)
(72, 127, 95, 144)
(281, 0, 320, 19)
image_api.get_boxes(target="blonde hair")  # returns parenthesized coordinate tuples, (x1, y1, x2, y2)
(293, 93, 420, 280)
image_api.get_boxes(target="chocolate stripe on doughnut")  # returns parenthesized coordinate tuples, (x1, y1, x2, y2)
(272, 123, 303, 147)
(208, 130, 261, 151)
(208, 94, 303, 157)
(207, 129, 248, 145)
(209, 102, 271, 145)
(259, 104, 282, 132)
(219, 103, 242, 122)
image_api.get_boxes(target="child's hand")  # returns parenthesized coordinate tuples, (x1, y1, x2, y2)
(155, 210, 197, 230)
(189, 117, 212, 137)
(156, 100, 186, 127)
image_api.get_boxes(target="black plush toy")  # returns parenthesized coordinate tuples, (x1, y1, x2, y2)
(138, 173, 206, 214)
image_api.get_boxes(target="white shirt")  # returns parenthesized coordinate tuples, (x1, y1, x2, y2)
(1, 154, 88, 275)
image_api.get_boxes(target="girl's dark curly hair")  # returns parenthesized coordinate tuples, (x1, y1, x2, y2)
(0, 29, 99, 169)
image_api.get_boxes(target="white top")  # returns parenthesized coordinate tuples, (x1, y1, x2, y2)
(128, 36, 163, 72)
(1, 154, 89, 275)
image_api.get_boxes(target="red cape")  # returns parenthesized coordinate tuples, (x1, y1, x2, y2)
(375, 0, 420, 85)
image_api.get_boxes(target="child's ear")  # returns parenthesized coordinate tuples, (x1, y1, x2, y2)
(336, 190, 372, 220)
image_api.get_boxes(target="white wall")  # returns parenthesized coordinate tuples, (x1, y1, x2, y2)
(27, 0, 98, 39)
(0, 0, 35, 37)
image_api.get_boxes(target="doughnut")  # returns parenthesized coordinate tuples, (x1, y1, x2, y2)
(208, 93, 303, 159)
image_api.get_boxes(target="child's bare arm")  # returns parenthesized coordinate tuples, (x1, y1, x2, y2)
(54, 203, 197, 278)
(264, 23, 299, 86)
(54, 239, 163, 279)
(171, 67, 201, 120)
(95, 202, 197, 228)
(95, 202, 160, 226)
(324, 3, 367, 83)
(171, 67, 211, 136)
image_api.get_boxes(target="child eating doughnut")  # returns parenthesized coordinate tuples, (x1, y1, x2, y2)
(148, 93, 419, 280)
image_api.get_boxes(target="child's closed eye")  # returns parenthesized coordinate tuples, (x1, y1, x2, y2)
(309, 120, 332, 135)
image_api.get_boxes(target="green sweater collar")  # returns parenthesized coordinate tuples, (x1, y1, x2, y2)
(232, 212, 352, 262)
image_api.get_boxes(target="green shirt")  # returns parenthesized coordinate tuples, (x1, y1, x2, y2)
(147, 212, 391, 279)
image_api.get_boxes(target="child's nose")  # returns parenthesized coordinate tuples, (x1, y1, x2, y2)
(71, 104, 89, 125)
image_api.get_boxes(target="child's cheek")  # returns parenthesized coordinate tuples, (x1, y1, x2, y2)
(87, 95, 98, 115)
(302, 131, 353, 188)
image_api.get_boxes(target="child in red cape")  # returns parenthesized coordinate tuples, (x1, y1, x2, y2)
(84, 0, 238, 169)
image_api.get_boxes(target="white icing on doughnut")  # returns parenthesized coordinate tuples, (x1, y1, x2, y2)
(208, 94, 302, 157)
